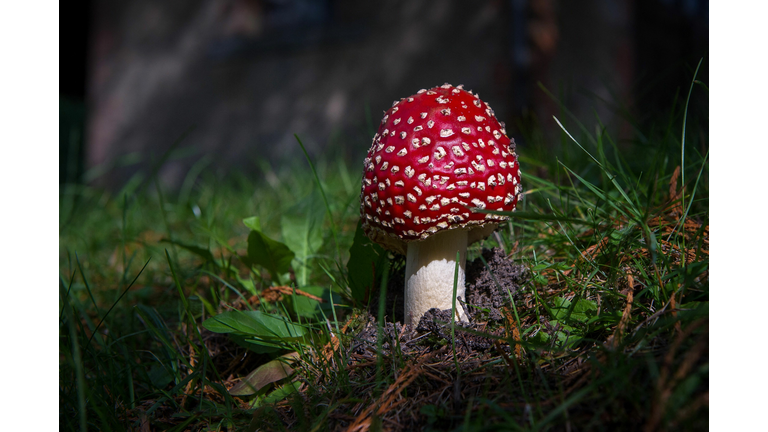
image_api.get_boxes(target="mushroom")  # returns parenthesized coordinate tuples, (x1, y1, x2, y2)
(359, 83, 522, 325)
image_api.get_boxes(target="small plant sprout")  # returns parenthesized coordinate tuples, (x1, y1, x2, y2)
(359, 84, 522, 325)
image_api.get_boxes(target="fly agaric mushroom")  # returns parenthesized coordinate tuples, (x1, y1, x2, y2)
(359, 83, 522, 325)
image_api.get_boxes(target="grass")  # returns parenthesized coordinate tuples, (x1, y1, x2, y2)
(59, 74, 708, 431)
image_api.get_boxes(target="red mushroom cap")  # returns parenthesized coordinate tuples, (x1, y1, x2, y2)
(360, 83, 522, 255)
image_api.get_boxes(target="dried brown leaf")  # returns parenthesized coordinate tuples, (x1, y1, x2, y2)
(229, 352, 300, 396)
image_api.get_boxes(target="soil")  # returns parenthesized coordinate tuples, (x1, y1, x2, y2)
(360, 247, 530, 355)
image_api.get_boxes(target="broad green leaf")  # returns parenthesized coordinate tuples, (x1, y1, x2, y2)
(346, 219, 386, 305)
(202, 311, 261, 335)
(243, 216, 262, 232)
(570, 298, 598, 322)
(254, 380, 300, 408)
(202, 310, 307, 341)
(247, 229, 295, 284)
(527, 327, 550, 344)
(230, 333, 281, 354)
(281, 191, 325, 286)
(229, 352, 300, 396)
(551, 297, 598, 324)
(549, 320, 580, 346)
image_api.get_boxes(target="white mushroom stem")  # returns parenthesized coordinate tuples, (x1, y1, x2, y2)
(404, 228, 469, 325)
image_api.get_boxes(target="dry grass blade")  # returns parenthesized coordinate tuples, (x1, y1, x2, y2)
(273, 285, 327, 302)
(180, 338, 198, 409)
(321, 331, 341, 364)
(606, 274, 635, 349)
(668, 166, 684, 217)
(503, 307, 523, 360)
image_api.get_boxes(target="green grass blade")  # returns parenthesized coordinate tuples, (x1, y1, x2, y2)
(451, 250, 461, 376)
(554, 116, 636, 208)
(294, 134, 342, 265)
(84, 257, 151, 352)
(375, 256, 390, 395)
(75, 252, 99, 314)
(680, 58, 704, 210)
(60, 285, 88, 432)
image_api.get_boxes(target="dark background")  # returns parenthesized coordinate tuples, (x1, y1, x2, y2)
(60, 0, 708, 189)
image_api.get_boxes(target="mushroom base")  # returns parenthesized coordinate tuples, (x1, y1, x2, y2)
(404, 228, 468, 325)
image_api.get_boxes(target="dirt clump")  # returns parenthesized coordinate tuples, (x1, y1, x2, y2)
(359, 248, 529, 355)
(465, 247, 529, 321)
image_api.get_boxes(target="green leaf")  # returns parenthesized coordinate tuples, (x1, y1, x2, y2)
(229, 352, 299, 396)
(247, 229, 295, 284)
(202, 310, 307, 345)
(551, 297, 598, 324)
(346, 219, 386, 305)
(570, 299, 598, 322)
(202, 311, 260, 334)
(281, 191, 325, 286)
(549, 320, 579, 344)
(229, 334, 281, 354)
(254, 380, 301, 407)
(243, 216, 262, 232)
(527, 327, 550, 345)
